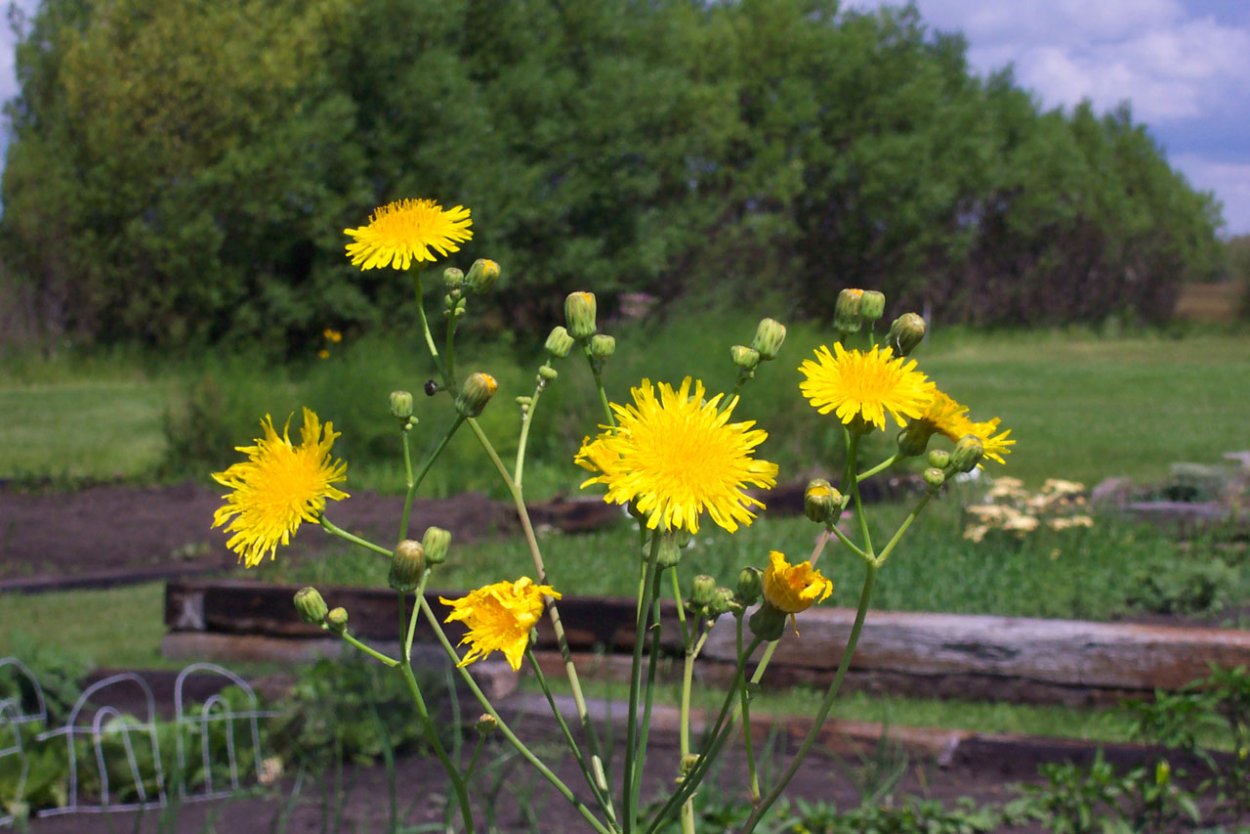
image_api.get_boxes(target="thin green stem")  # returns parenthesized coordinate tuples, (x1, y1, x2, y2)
(827, 522, 872, 565)
(320, 516, 392, 558)
(403, 573, 433, 661)
(857, 452, 900, 482)
(741, 563, 879, 833)
(335, 630, 399, 668)
(515, 371, 550, 488)
(736, 618, 761, 806)
(623, 535, 660, 833)
(397, 658, 475, 833)
(412, 269, 448, 383)
(400, 416, 464, 541)
(680, 623, 713, 833)
(874, 492, 932, 567)
(444, 311, 460, 389)
(846, 433, 875, 559)
(585, 347, 616, 428)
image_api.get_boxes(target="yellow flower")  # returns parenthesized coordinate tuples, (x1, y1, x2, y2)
(441, 577, 561, 671)
(212, 408, 348, 567)
(942, 414, 1014, 466)
(344, 198, 473, 270)
(898, 389, 969, 456)
(761, 551, 833, 615)
(799, 344, 934, 431)
(323, 328, 343, 344)
(575, 377, 779, 534)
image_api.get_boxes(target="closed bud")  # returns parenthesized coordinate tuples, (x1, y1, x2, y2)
(886, 313, 926, 357)
(465, 259, 501, 294)
(538, 365, 559, 382)
(690, 575, 717, 608)
(950, 435, 984, 473)
(456, 372, 498, 417)
(736, 567, 762, 606)
(544, 326, 575, 358)
(896, 422, 934, 458)
(709, 587, 737, 618)
(422, 526, 452, 565)
(564, 291, 598, 340)
(475, 714, 499, 736)
(834, 288, 864, 333)
(731, 345, 760, 372)
(927, 449, 951, 469)
(751, 317, 787, 360)
(923, 467, 946, 489)
(294, 587, 329, 625)
(589, 334, 616, 358)
(804, 479, 843, 526)
(389, 390, 414, 421)
(443, 267, 465, 290)
(860, 290, 886, 323)
(389, 540, 426, 591)
(326, 607, 349, 634)
(748, 602, 787, 642)
(656, 534, 683, 568)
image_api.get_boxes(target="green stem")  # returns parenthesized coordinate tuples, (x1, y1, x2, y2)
(320, 516, 392, 558)
(400, 416, 464, 541)
(335, 630, 399, 668)
(874, 493, 932, 567)
(418, 598, 616, 834)
(515, 370, 551, 488)
(396, 657, 475, 833)
(827, 522, 872, 565)
(585, 347, 616, 428)
(846, 432, 875, 559)
(741, 563, 879, 833)
(412, 269, 448, 382)
(623, 535, 660, 833)
(680, 624, 713, 833)
(444, 311, 460, 390)
(736, 618, 761, 806)
(857, 452, 900, 482)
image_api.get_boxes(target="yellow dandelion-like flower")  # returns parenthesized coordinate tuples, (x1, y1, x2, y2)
(441, 577, 561, 671)
(962, 417, 1015, 466)
(898, 389, 969, 456)
(799, 344, 935, 431)
(761, 551, 833, 615)
(212, 408, 348, 568)
(575, 377, 779, 534)
(344, 198, 473, 270)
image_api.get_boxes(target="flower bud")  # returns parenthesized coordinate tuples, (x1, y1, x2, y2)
(748, 603, 787, 642)
(389, 540, 426, 592)
(294, 587, 329, 625)
(544, 326, 575, 358)
(927, 449, 951, 469)
(423, 526, 452, 565)
(735, 567, 762, 606)
(475, 714, 499, 736)
(690, 575, 717, 608)
(443, 267, 465, 290)
(456, 372, 498, 417)
(564, 291, 598, 340)
(656, 534, 683, 568)
(326, 607, 349, 634)
(389, 390, 414, 420)
(751, 318, 787, 360)
(803, 479, 843, 526)
(731, 345, 760, 372)
(896, 423, 934, 458)
(589, 334, 616, 358)
(538, 365, 559, 382)
(1155, 760, 1170, 787)
(923, 467, 946, 489)
(465, 259, 501, 294)
(886, 313, 926, 357)
(709, 587, 737, 618)
(860, 290, 886, 323)
(834, 288, 864, 333)
(950, 435, 984, 473)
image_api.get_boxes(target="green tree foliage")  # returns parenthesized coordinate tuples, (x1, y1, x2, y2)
(1, 0, 1224, 351)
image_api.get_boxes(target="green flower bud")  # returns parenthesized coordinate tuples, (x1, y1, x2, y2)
(1155, 760, 1170, 787)
(538, 365, 559, 382)
(804, 479, 844, 526)
(709, 587, 737, 618)
(834, 288, 864, 333)
(731, 345, 760, 372)
(389, 390, 414, 421)
(465, 259, 501, 294)
(896, 423, 934, 458)
(294, 586, 329, 625)
(736, 567, 762, 606)
(886, 313, 926, 357)
(690, 575, 717, 608)
(751, 317, 787, 361)
(748, 602, 787, 642)
(950, 435, 984, 473)
(475, 713, 499, 736)
(927, 449, 951, 469)
(389, 539, 426, 592)
(545, 326, 575, 358)
(564, 291, 598, 340)
(326, 607, 349, 634)
(589, 334, 616, 358)
(656, 534, 683, 568)
(923, 467, 946, 489)
(860, 290, 886, 323)
(456, 372, 498, 417)
(422, 526, 452, 565)
(443, 267, 465, 290)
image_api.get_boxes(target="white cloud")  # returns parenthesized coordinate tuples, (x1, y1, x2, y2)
(1172, 154, 1250, 236)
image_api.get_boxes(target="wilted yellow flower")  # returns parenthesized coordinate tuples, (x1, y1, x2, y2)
(962, 418, 1014, 466)
(441, 577, 561, 671)
(212, 408, 348, 567)
(761, 551, 833, 615)
(799, 344, 934, 431)
(575, 377, 779, 534)
(344, 198, 472, 270)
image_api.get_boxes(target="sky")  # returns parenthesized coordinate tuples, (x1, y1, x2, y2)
(1, 0, 1248, 234)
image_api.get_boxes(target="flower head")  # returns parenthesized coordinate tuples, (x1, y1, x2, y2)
(441, 577, 561, 671)
(799, 344, 934, 431)
(962, 418, 1015, 466)
(898, 389, 969, 457)
(344, 198, 472, 270)
(212, 408, 349, 567)
(761, 551, 833, 615)
(575, 377, 779, 534)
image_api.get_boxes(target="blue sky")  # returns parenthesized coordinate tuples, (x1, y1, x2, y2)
(2, 0, 1248, 234)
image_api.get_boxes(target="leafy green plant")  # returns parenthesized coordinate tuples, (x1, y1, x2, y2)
(0, 632, 88, 724)
(1125, 557, 1241, 616)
